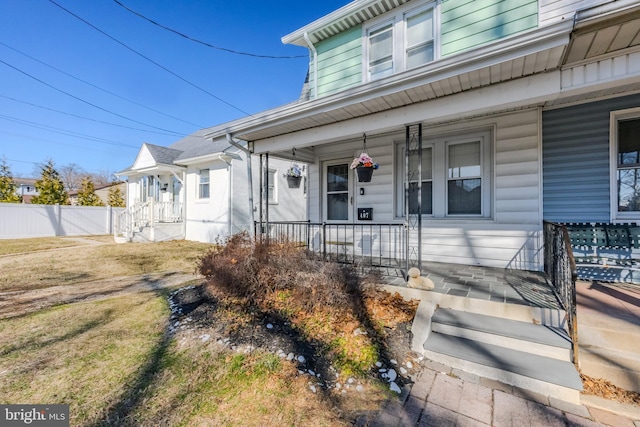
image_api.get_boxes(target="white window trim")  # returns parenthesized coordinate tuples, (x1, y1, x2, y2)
(363, 0, 440, 82)
(395, 129, 492, 219)
(610, 107, 640, 221)
(197, 168, 210, 200)
(267, 168, 278, 204)
(323, 158, 353, 223)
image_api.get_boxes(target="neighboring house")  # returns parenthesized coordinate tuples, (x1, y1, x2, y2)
(197, 0, 640, 275)
(68, 181, 126, 206)
(115, 128, 307, 242)
(14, 178, 38, 204)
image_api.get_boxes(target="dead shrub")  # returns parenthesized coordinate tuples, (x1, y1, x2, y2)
(197, 232, 367, 314)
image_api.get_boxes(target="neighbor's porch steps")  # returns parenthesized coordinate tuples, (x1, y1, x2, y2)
(422, 307, 583, 404)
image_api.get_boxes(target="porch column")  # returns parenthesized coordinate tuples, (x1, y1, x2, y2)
(405, 123, 423, 273)
(259, 153, 269, 241)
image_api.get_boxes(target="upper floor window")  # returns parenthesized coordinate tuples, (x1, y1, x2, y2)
(198, 169, 210, 199)
(405, 8, 434, 69)
(365, 2, 438, 82)
(611, 109, 640, 219)
(368, 23, 394, 80)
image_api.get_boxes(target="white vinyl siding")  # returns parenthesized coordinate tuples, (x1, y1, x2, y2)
(309, 109, 541, 269)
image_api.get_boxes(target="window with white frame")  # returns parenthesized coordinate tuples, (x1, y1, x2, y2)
(267, 169, 277, 203)
(405, 7, 434, 69)
(198, 169, 209, 199)
(365, 2, 437, 81)
(396, 130, 491, 218)
(368, 22, 394, 80)
(611, 109, 640, 218)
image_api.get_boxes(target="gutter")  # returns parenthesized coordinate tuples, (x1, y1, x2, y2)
(206, 19, 574, 142)
(219, 156, 233, 237)
(304, 32, 318, 100)
(226, 133, 254, 230)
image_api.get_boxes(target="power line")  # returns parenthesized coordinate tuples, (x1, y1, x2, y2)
(0, 94, 187, 138)
(0, 40, 206, 129)
(47, 0, 252, 117)
(0, 59, 184, 137)
(111, 0, 307, 59)
(0, 114, 140, 148)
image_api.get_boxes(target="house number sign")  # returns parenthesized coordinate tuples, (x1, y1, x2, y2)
(358, 208, 373, 221)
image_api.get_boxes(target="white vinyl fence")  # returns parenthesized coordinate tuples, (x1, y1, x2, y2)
(0, 203, 125, 239)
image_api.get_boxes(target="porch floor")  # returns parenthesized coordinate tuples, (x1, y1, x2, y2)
(379, 262, 562, 311)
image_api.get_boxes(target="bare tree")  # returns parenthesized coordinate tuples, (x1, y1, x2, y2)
(59, 163, 86, 192)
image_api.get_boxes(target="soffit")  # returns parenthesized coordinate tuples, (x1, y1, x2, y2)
(283, 0, 412, 46)
(230, 45, 567, 142)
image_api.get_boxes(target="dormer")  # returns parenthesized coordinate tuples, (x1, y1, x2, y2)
(283, 0, 541, 100)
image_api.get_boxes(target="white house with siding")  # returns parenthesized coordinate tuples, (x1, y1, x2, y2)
(115, 128, 307, 243)
(197, 0, 640, 274)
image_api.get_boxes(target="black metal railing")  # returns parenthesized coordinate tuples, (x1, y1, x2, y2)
(254, 221, 407, 272)
(543, 221, 578, 365)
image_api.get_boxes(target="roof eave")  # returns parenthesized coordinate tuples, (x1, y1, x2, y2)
(282, 0, 377, 46)
(175, 153, 233, 166)
(208, 19, 574, 142)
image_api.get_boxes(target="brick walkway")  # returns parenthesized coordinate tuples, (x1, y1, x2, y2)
(368, 360, 640, 427)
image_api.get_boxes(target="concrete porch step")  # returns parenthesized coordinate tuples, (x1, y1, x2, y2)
(423, 332, 583, 404)
(431, 308, 572, 360)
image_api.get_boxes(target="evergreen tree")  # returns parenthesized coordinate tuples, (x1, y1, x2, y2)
(0, 158, 22, 203)
(107, 184, 125, 207)
(31, 159, 69, 205)
(77, 177, 104, 206)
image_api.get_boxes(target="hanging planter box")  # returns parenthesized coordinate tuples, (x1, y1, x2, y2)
(286, 175, 302, 188)
(356, 166, 374, 182)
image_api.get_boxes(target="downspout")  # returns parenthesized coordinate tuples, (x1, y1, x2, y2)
(220, 156, 233, 236)
(303, 32, 318, 100)
(181, 170, 186, 239)
(226, 133, 254, 231)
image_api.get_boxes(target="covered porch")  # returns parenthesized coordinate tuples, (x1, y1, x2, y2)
(257, 219, 587, 402)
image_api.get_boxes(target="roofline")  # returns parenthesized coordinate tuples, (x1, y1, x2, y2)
(207, 19, 574, 142)
(175, 152, 234, 166)
(282, 0, 377, 46)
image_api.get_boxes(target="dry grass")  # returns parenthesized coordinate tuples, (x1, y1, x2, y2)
(0, 236, 405, 426)
(0, 239, 211, 292)
(0, 235, 108, 256)
(0, 293, 168, 426)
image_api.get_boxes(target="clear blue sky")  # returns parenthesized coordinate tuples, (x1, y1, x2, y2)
(0, 0, 346, 178)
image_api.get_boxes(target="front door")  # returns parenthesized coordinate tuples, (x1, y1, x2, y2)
(324, 160, 352, 222)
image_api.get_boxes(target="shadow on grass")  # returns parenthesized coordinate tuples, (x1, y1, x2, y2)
(90, 288, 173, 427)
(0, 310, 114, 358)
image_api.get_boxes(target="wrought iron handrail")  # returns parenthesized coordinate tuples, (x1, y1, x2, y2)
(254, 221, 407, 272)
(543, 221, 579, 365)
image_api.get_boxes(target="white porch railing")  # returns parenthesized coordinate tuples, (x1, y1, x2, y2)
(114, 200, 183, 241)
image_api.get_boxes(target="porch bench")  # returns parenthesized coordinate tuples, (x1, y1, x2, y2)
(564, 222, 640, 268)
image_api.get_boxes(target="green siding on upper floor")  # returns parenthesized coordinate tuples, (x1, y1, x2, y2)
(305, 1, 539, 98)
(441, 0, 538, 56)
(314, 25, 362, 97)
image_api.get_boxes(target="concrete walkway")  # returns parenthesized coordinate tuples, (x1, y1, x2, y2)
(369, 358, 640, 426)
